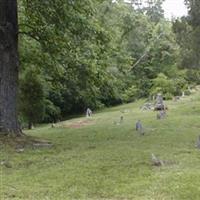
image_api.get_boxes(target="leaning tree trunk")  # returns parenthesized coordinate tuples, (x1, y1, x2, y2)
(0, 0, 21, 135)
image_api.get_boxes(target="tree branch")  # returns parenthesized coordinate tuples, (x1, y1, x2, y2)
(18, 31, 41, 43)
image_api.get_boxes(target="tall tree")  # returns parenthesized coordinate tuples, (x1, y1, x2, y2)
(185, 0, 200, 67)
(0, 0, 21, 135)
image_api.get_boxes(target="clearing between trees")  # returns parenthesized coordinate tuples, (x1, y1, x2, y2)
(1, 91, 200, 200)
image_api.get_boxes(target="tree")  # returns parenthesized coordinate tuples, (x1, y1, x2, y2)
(172, 2, 200, 83)
(0, 0, 21, 135)
(172, 17, 194, 69)
(20, 68, 45, 129)
(144, 0, 165, 23)
(185, 0, 200, 67)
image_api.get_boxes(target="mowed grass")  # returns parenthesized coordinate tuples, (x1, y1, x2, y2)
(1, 93, 200, 200)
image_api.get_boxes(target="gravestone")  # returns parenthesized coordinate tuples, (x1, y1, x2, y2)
(51, 123, 56, 128)
(173, 96, 180, 102)
(113, 115, 124, 125)
(120, 116, 124, 123)
(154, 93, 165, 110)
(141, 102, 153, 111)
(86, 108, 92, 117)
(151, 153, 164, 166)
(136, 120, 144, 135)
(156, 93, 163, 104)
(196, 135, 200, 149)
(157, 110, 166, 120)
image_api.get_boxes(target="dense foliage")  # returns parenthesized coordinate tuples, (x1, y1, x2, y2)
(17, 0, 195, 126)
(172, 0, 200, 84)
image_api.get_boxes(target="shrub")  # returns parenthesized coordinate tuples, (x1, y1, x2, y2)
(150, 73, 175, 96)
(164, 93, 173, 100)
(122, 85, 138, 103)
(184, 90, 191, 96)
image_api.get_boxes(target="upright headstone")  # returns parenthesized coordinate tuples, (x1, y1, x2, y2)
(157, 110, 166, 120)
(156, 93, 163, 104)
(86, 108, 92, 117)
(120, 116, 124, 124)
(196, 135, 200, 149)
(136, 120, 144, 135)
(154, 93, 165, 110)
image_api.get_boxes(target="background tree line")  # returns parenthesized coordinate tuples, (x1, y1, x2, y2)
(17, 0, 199, 128)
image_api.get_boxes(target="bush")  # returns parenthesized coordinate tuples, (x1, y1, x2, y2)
(173, 76, 188, 96)
(186, 70, 200, 84)
(122, 85, 138, 103)
(184, 90, 191, 96)
(164, 93, 173, 100)
(43, 99, 61, 123)
(150, 73, 175, 96)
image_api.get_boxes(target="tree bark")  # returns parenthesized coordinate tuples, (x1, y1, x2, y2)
(0, 0, 21, 135)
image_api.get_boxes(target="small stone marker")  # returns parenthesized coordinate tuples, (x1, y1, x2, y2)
(151, 153, 164, 166)
(16, 148, 24, 153)
(0, 160, 12, 168)
(113, 115, 124, 125)
(33, 142, 53, 148)
(173, 96, 180, 102)
(140, 102, 153, 111)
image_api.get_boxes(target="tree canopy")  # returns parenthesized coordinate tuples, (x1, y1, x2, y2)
(16, 0, 196, 126)
(0, 0, 199, 131)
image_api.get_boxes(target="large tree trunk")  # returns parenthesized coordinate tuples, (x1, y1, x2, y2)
(0, 0, 21, 135)
(28, 121, 33, 130)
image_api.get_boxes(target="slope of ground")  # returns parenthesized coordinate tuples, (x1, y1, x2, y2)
(1, 93, 200, 200)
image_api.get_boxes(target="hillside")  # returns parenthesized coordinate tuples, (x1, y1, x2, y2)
(1, 92, 200, 200)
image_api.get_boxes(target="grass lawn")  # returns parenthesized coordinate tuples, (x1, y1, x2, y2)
(1, 93, 200, 200)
